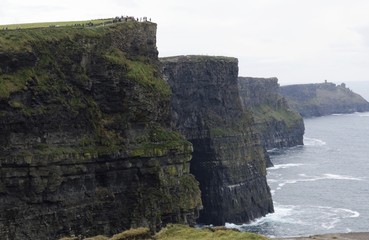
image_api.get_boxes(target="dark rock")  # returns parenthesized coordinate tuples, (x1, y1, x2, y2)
(0, 22, 201, 239)
(238, 77, 304, 151)
(280, 82, 369, 117)
(161, 55, 274, 226)
(0, 51, 37, 73)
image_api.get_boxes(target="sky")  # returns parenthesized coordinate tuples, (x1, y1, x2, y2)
(1, 0, 369, 86)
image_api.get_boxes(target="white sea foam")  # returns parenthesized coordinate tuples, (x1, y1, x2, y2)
(272, 173, 364, 192)
(323, 174, 364, 181)
(269, 163, 305, 170)
(267, 148, 279, 153)
(304, 137, 327, 146)
(358, 112, 369, 117)
(315, 206, 360, 230)
(226, 204, 360, 238)
(226, 205, 302, 230)
(268, 179, 278, 183)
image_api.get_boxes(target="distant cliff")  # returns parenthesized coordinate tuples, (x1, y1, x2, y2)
(238, 77, 304, 150)
(161, 56, 274, 226)
(0, 22, 201, 239)
(280, 82, 369, 117)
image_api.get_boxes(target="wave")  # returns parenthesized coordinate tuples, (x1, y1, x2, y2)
(358, 112, 369, 117)
(226, 204, 360, 237)
(323, 173, 364, 181)
(271, 173, 365, 192)
(267, 148, 279, 153)
(316, 206, 360, 230)
(225, 205, 303, 229)
(304, 137, 327, 146)
(269, 163, 305, 170)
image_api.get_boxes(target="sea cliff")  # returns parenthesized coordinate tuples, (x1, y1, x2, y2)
(280, 82, 369, 117)
(238, 77, 304, 150)
(0, 22, 202, 239)
(161, 55, 274, 225)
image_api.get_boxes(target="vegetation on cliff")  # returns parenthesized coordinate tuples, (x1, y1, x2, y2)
(0, 21, 172, 155)
(60, 225, 268, 240)
(238, 77, 304, 150)
(0, 21, 202, 239)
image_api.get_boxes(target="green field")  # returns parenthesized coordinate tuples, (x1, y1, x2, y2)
(0, 18, 114, 30)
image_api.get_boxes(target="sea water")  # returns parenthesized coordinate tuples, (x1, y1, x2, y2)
(228, 112, 369, 238)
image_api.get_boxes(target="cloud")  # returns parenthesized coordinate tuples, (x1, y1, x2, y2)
(1, 0, 369, 84)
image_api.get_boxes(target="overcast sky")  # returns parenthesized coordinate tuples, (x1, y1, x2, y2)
(1, 0, 369, 86)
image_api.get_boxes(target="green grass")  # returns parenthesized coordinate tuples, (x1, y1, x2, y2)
(126, 60, 171, 97)
(0, 68, 34, 99)
(0, 18, 114, 30)
(253, 104, 302, 129)
(155, 224, 269, 240)
(59, 225, 269, 240)
(102, 48, 171, 98)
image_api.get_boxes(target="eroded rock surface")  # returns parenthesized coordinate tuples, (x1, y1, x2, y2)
(0, 22, 201, 239)
(161, 55, 274, 225)
(238, 77, 304, 150)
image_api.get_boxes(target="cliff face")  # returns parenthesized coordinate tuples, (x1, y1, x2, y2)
(280, 82, 369, 117)
(161, 56, 274, 226)
(0, 22, 202, 239)
(238, 77, 304, 150)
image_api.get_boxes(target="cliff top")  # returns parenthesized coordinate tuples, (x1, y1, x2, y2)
(0, 20, 156, 52)
(280, 81, 368, 103)
(160, 55, 238, 63)
(239, 76, 278, 82)
(280, 81, 369, 117)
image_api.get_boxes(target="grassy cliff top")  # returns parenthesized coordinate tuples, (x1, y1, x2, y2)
(0, 18, 114, 30)
(0, 19, 156, 52)
(160, 55, 238, 63)
(281, 82, 369, 104)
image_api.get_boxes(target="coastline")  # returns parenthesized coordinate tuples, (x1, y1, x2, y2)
(275, 232, 369, 240)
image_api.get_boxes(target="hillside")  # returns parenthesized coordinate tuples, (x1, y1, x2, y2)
(280, 82, 369, 117)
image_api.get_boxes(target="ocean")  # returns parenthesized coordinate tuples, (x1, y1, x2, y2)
(228, 112, 369, 238)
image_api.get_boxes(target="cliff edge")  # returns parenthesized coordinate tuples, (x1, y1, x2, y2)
(0, 22, 201, 239)
(161, 55, 274, 226)
(238, 77, 304, 150)
(280, 82, 369, 117)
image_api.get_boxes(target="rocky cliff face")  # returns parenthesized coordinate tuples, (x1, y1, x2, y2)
(238, 77, 304, 150)
(0, 22, 201, 239)
(280, 82, 369, 117)
(161, 56, 274, 226)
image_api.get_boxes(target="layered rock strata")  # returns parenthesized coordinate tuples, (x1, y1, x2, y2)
(280, 82, 369, 117)
(238, 77, 304, 150)
(0, 22, 201, 239)
(161, 55, 274, 226)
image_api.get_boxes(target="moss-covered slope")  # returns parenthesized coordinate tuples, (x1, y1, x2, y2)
(0, 22, 201, 239)
(60, 224, 269, 240)
(238, 77, 304, 150)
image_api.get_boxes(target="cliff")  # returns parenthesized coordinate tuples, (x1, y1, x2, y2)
(238, 77, 304, 150)
(161, 55, 274, 226)
(280, 82, 369, 117)
(0, 22, 202, 239)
